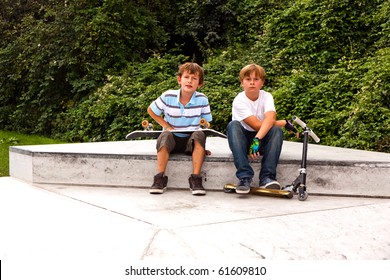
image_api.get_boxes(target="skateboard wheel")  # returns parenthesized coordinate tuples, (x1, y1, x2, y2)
(141, 120, 149, 128)
(200, 118, 208, 128)
(286, 192, 293, 199)
(200, 118, 210, 128)
(223, 187, 235, 193)
(223, 184, 236, 193)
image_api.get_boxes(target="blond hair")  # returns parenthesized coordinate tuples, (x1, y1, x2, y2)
(239, 64, 266, 82)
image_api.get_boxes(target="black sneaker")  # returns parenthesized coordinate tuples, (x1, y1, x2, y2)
(236, 177, 252, 194)
(259, 180, 281, 190)
(150, 172, 168, 194)
(189, 174, 206, 195)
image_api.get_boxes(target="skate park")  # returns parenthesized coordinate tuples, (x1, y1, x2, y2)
(1, 137, 390, 279)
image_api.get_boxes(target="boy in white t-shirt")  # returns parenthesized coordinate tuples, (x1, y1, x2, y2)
(227, 64, 284, 194)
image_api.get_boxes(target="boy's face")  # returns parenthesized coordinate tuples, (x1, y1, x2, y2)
(241, 71, 264, 95)
(177, 71, 203, 95)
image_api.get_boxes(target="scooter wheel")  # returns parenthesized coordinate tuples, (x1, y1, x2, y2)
(298, 191, 308, 201)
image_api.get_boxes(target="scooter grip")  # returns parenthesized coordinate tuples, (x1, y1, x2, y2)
(292, 116, 306, 129)
(293, 116, 320, 143)
(309, 131, 320, 143)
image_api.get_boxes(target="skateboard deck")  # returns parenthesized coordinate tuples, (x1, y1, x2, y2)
(126, 129, 227, 140)
(223, 183, 293, 199)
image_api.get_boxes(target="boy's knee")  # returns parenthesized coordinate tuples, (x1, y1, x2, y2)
(192, 130, 206, 143)
(156, 131, 174, 152)
(268, 126, 283, 141)
(160, 130, 173, 138)
(191, 131, 206, 149)
(227, 120, 240, 132)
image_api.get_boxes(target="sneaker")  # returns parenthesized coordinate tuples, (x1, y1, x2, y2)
(236, 177, 253, 194)
(150, 172, 168, 194)
(189, 174, 206, 195)
(259, 179, 281, 190)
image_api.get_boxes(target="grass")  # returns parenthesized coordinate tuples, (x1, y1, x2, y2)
(0, 131, 66, 177)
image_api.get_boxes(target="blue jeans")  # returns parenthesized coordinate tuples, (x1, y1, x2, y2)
(227, 120, 283, 184)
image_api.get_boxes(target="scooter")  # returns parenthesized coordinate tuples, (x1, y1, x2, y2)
(284, 116, 320, 201)
(223, 116, 320, 201)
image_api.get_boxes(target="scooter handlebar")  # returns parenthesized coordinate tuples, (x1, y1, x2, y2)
(292, 116, 306, 128)
(308, 131, 320, 143)
(292, 116, 320, 143)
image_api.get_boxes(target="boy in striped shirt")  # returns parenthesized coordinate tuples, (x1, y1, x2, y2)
(147, 62, 212, 195)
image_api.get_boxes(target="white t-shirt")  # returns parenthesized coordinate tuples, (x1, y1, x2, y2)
(232, 90, 276, 131)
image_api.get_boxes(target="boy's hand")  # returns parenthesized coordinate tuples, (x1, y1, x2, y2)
(285, 119, 300, 138)
(285, 119, 297, 132)
(249, 137, 262, 160)
(249, 137, 260, 154)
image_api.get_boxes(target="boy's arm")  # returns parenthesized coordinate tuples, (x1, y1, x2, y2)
(243, 111, 276, 139)
(246, 111, 276, 161)
(256, 111, 276, 139)
(147, 106, 173, 130)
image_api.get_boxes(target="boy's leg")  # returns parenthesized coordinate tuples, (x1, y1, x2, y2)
(150, 131, 175, 194)
(227, 120, 255, 179)
(156, 131, 176, 173)
(157, 146, 170, 174)
(184, 131, 206, 174)
(227, 121, 257, 194)
(186, 131, 206, 195)
(191, 140, 205, 175)
(259, 126, 283, 188)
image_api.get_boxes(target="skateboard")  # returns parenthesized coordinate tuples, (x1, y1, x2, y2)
(126, 119, 227, 140)
(223, 183, 294, 199)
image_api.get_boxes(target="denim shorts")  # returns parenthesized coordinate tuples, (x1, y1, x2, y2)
(156, 130, 206, 155)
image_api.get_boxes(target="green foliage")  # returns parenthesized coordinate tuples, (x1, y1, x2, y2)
(0, 137, 19, 145)
(225, 0, 291, 46)
(336, 47, 390, 152)
(0, 130, 64, 177)
(273, 59, 363, 145)
(54, 54, 185, 142)
(202, 51, 246, 132)
(174, 0, 236, 57)
(0, 0, 168, 135)
(0, 0, 389, 153)
(255, 0, 382, 79)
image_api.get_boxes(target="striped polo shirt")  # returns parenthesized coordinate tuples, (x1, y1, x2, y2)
(149, 89, 212, 137)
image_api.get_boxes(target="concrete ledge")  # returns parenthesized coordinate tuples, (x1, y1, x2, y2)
(9, 138, 390, 197)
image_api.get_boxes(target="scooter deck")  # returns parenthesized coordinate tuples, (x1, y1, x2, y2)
(223, 183, 293, 199)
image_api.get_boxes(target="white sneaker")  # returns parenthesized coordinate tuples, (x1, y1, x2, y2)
(259, 180, 281, 190)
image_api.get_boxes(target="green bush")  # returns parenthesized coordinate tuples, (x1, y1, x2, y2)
(1, 0, 389, 153)
(336, 47, 390, 152)
(54, 54, 184, 142)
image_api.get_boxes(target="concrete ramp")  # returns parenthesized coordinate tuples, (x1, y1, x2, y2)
(9, 138, 390, 197)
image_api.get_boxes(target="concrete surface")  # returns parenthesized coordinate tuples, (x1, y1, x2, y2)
(2, 138, 390, 279)
(1, 176, 390, 280)
(9, 138, 390, 197)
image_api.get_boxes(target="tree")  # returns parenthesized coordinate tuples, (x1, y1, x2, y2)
(0, 0, 168, 134)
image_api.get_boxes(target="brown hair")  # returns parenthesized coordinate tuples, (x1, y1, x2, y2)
(177, 62, 204, 84)
(239, 64, 266, 82)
